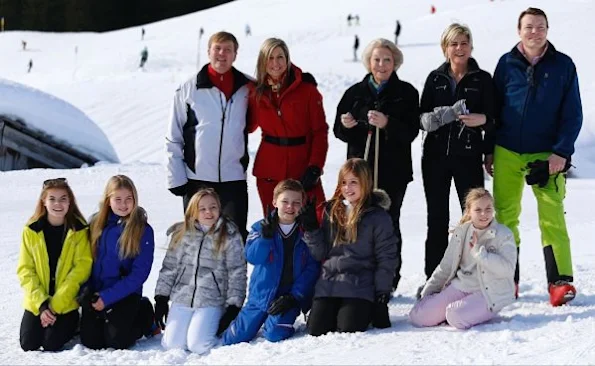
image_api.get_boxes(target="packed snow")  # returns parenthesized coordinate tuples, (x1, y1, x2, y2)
(1, 0, 594, 364)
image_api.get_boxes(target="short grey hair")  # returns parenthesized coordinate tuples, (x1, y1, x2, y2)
(362, 38, 403, 73)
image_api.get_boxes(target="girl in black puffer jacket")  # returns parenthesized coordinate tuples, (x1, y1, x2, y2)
(420, 23, 495, 282)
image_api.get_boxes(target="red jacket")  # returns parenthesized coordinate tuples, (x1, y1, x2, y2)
(248, 65, 328, 181)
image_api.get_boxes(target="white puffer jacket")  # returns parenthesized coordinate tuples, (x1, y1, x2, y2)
(421, 219, 517, 312)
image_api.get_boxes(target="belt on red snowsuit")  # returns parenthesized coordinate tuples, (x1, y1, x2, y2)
(263, 135, 306, 146)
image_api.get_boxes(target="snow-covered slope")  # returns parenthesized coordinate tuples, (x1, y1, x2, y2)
(0, 0, 594, 364)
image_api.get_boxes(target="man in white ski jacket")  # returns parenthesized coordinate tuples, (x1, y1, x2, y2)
(166, 31, 250, 240)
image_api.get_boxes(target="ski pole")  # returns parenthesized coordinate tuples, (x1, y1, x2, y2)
(374, 126, 379, 189)
(363, 129, 373, 162)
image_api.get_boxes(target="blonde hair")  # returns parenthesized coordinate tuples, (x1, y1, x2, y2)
(90, 175, 147, 259)
(362, 38, 403, 73)
(169, 188, 228, 256)
(459, 188, 494, 225)
(254, 38, 291, 97)
(440, 23, 473, 60)
(328, 158, 373, 245)
(208, 31, 239, 52)
(29, 178, 86, 230)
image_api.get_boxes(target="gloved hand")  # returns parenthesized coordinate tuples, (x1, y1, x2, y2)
(168, 184, 188, 197)
(297, 197, 319, 232)
(526, 160, 550, 188)
(216, 305, 241, 336)
(267, 294, 298, 316)
(421, 99, 467, 132)
(371, 292, 391, 329)
(300, 166, 322, 192)
(154, 295, 169, 330)
(261, 206, 278, 239)
(76, 285, 95, 312)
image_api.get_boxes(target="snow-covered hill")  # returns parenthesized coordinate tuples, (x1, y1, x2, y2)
(1, 0, 594, 364)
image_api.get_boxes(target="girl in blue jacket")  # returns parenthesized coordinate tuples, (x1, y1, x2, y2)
(222, 179, 320, 345)
(79, 175, 156, 350)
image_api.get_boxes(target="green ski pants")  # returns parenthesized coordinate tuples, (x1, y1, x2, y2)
(493, 145, 573, 283)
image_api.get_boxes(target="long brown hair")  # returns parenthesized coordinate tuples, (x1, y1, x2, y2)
(328, 158, 373, 245)
(459, 188, 494, 225)
(169, 188, 228, 256)
(29, 178, 86, 230)
(89, 175, 147, 259)
(254, 38, 291, 99)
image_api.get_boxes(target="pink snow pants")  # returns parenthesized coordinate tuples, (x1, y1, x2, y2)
(409, 284, 495, 329)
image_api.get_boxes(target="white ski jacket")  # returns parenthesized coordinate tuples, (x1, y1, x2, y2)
(421, 219, 517, 312)
(166, 65, 251, 189)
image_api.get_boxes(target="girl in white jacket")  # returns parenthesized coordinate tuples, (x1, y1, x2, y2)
(409, 188, 517, 329)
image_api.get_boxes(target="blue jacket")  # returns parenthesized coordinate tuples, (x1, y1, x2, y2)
(90, 211, 155, 307)
(493, 43, 582, 158)
(244, 220, 320, 312)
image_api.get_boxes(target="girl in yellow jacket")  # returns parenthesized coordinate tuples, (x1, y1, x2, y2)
(17, 178, 92, 351)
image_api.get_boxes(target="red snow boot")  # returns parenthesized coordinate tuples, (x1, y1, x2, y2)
(549, 281, 576, 306)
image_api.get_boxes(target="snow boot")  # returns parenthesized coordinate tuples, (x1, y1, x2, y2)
(549, 281, 576, 306)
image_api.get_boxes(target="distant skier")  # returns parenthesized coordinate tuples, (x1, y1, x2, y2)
(347, 14, 352, 26)
(199, 27, 204, 39)
(395, 20, 402, 45)
(140, 47, 148, 68)
(22, 40, 27, 51)
(245, 24, 251, 36)
(27, 59, 32, 73)
(354, 14, 360, 26)
(353, 35, 360, 61)
(141, 27, 145, 41)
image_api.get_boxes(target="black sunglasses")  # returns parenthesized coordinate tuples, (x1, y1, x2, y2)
(43, 177, 67, 188)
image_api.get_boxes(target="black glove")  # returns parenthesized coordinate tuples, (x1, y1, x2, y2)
(300, 166, 322, 192)
(260, 206, 278, 239)
(525, 160, 550, 188)
(154, 295, 169, 330)
(76, 285, 95, 311)
(267, 294, 298, 316)
(168, 184, 188, 197)
(371, 292, 391, 329)
(216, 305, 241, 336)
(298, 197, 319, 231)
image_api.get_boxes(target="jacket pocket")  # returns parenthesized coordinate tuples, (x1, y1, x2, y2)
(211, 272, 222, 296)
(173, 267, 186, 290)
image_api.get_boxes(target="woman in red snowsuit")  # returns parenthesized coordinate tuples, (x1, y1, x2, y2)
(248, 38, 329, 214)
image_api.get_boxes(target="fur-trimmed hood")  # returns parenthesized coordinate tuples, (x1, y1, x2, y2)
(368, 189, 392, 211)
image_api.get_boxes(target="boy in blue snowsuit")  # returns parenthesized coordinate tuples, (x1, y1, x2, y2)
(222, 179, 320, 344)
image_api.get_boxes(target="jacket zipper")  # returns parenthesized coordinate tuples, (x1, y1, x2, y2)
(190, 236, 205, 308)
(217, 93, 232, 182)
(520, 66, 534, 152)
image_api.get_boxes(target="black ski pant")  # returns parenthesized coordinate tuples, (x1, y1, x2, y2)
(20, 309, 79, 351)
(422, 154, 484, 279)
(183, 179, 248, 242)
(80, 294, 154, 350)
(379, 183, 407, 291)
(307, 297, 373, 336)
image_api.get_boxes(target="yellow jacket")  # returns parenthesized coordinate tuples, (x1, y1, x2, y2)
(17, 218, 92, 315)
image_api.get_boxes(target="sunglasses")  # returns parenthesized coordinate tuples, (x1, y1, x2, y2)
(43, 177, 68, 188)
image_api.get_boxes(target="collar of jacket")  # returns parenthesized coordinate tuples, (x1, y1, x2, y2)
(28, 215, 87, 232)
(192, 215, 238, 236)
(454, 219, 498, 241)
(435, 57, 481, 78)
(254, 64, 318, 103)
(359, 72, 400, 96)
(196, 64, 250, 95)
(509, 41, 557, 65)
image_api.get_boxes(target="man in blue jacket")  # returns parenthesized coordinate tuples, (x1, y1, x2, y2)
(221, 180, 320, 344)
(486, 7, 582, 306)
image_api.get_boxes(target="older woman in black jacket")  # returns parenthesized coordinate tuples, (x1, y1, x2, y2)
(419, 23, 495, 287)
(333, 38, 420, 292)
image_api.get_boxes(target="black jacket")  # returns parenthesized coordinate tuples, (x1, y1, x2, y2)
(334, 72, 420, 186)
(420, 58, 495, 157)
(303, 190, 398, 302)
